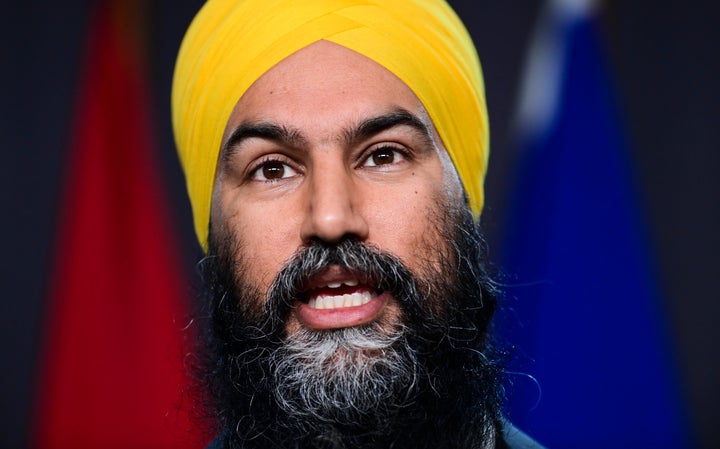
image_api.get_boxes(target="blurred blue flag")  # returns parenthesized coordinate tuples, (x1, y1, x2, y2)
(500, 1, 692, 447)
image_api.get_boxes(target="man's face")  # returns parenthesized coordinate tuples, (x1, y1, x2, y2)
(210, 40, 465, 334)
(200, 42, 501, 448)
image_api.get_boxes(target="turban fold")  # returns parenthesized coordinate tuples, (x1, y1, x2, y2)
(172, 0, 489, 251)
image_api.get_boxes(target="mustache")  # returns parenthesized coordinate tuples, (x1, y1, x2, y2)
(262, 238, 423, 332)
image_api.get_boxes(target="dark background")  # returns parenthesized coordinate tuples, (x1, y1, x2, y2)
(2, 1, 718, 448)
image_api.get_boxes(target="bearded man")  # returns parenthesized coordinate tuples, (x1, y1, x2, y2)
(172, 1, 544, 448)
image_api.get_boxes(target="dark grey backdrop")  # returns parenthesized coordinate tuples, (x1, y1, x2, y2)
(2, 1, 718, 448)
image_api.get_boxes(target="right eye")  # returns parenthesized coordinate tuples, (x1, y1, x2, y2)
(249, 159, 298, 182)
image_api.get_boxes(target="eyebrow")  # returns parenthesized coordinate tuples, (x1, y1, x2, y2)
(344, 108, 434, 148)
(221, 123, 307, 164)
(220, 108, 434, 163)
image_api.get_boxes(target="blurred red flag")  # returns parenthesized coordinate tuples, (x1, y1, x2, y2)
(33, 2, 203, 448)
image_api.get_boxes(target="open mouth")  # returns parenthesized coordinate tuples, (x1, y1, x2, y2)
(295, 267, 388, 329)
(303, 277, 381, 310)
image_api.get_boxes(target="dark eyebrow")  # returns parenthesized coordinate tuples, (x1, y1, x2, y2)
(346, 108, 434, 147)
(221, 122, 307, 164)
(220, 108, 433, 164)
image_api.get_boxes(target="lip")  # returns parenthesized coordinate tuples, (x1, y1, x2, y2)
(295, 291, 389, 329)
(292, 265, 389, 329)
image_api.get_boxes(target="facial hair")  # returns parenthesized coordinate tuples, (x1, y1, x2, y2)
(194, 203, 504, 449)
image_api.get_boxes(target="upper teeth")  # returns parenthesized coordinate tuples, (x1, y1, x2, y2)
(324, 279, 359, 289)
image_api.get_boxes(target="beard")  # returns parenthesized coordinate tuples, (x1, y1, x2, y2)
(194, 201, 504, 449)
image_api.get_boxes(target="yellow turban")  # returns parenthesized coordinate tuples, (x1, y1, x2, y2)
(172, 0, 489, 251)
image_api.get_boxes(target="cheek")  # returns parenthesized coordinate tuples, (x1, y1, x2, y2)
(363, 175, 452, 269)
(215, 198, 303, 294)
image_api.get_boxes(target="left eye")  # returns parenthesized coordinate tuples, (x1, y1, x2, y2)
(251, 160, 298, 181)
(362, 147, 407, 167)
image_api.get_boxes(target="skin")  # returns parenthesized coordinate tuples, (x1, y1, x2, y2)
(211, 40, 465, 334)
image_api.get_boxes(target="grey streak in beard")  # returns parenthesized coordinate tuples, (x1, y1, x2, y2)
(258, 239, 428, 428)
(199, 197, 503, 448)
(269, 322, 418, 428)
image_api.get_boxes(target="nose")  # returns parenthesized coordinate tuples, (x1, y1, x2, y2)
(299, 163, 369, 244)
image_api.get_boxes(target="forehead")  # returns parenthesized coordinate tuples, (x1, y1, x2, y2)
(222, 40, 435, 142)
